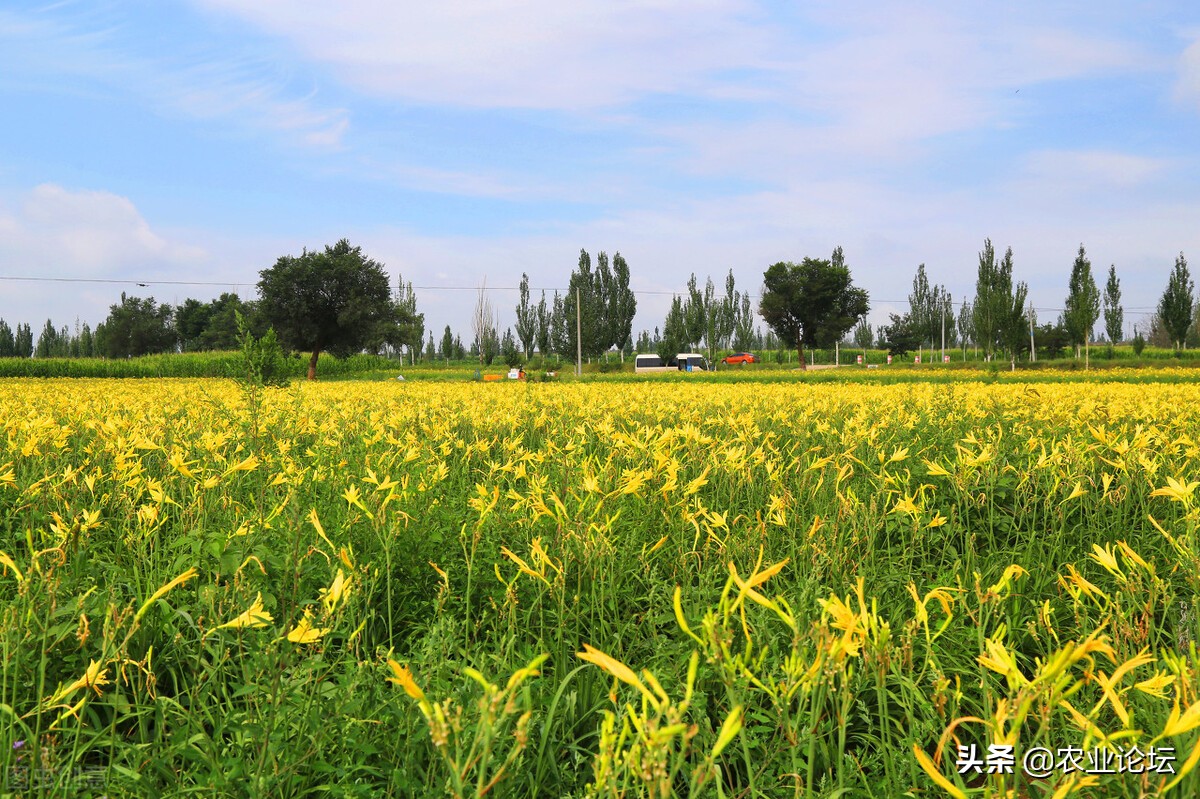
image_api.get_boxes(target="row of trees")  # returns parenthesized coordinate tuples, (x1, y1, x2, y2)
(491, 251, 775, 369)
(0, 321, 35, 358)
(654, 271, 759, 363)
(0, 296, 184, 360)
(864, 244, 1194, 366)
(466, 250, 639, 368)
(5, 237, 1195, 376)
(0, 241, 428, 378)
(444, 241, 1193, 372)
(0, 294, 258, 360)
(278, 239, 1192, 375)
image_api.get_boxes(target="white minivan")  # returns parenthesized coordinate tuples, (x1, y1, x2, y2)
(634, 353, 711, 374)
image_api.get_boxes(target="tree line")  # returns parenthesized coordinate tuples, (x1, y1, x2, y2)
(3, 238, 1195, 374)
(467, 250, 638, 368)
(0, 240, 426, 378)
(869, 243, 1194, 367)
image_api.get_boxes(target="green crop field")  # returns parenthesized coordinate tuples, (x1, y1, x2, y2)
(2, 374, 1200, 797)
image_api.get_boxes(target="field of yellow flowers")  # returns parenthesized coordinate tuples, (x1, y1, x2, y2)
(3, 375, 1200, 797)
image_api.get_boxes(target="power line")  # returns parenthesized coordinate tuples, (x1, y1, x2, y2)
(0, 275, 241, 288)
(0, 273, 1171, 314)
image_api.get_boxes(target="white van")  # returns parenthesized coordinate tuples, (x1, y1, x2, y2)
(634, 353, 711, 374)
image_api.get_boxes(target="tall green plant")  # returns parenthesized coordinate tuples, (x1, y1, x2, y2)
(236, 311, 288, 389)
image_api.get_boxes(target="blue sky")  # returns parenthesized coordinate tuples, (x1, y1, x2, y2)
(2, 0, 1199, 343)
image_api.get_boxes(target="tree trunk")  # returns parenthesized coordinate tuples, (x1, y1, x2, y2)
(307, 349, 320, 380)
(797, 344, 807, 370)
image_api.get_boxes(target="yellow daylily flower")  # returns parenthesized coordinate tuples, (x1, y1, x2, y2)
(1061, 481, 1087, 503)
(1150, 476, 1200, 505)
(320, 569, 352, 615)
(1134, 671, 1176, 699)
(47, 659, 110, 706)
(923, 459, 952, 477)
(0, 550, 24, 582)
(214, 593, 273, 632)
(386, 659, 425, 700)
(286, 610, 329, 644)
(987, 564, 1027, 596)
(1089, 543, 1125, 582)
(577, 644, 657, 707)
(134, 567, 198, 625)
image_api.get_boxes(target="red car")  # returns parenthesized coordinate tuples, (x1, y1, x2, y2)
(722, 352, 759, 365)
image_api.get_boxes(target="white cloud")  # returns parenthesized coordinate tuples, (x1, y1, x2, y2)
(0, 185, 215, 327)
(193, 0, 772, 110)
(640, 4, 1158, 174)
(1177, 35, 1200, 110)
(190, 0, 1155, 166)
(1019, 150, 1171, 188)
(12, 184, 206, 272)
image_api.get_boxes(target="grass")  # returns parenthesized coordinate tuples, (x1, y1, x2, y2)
(1, 376, 1200, 796)
(0, 351, 399, 379)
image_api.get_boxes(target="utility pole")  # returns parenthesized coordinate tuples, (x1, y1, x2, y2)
(940, 304, 945, 364)
(862, 315, 867, 365)
(575, 286, 582, 378)
(1029, 311, 1036, 363)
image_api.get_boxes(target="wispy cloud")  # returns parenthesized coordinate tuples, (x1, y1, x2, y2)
(193, 0, 773, 111)
(1176, 33, 1200, 110)
(171, 0, 1176, 217)
(1020, 149, 1171, 188)
(0, 5, 350, 149)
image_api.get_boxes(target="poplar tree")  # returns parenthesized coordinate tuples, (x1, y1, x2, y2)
(14, 323, 32, 357)
(549, 291, 570, 359)
(1158, 252, 1193, 351)
(1103, 265, 1123, 348)
(535, 291, 551, 357)
(0, 320, 14, 358)
(683, 274, 705, 352)
(957, 300, 974, 358)
(908, 264, 932, 350)
(972, 240, 1001, 360)
(732, 292, 756, 351)
(853, 317, 873, 350)
(514, 273, 537, 358)
(610, 253, 637, 358)
(1062, 244, 1100, 361)
(659, 296, 689, 361)
(553, 249, 637, 361)
(972, 241, 1025, 364)
(559, 251, 599, 360)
